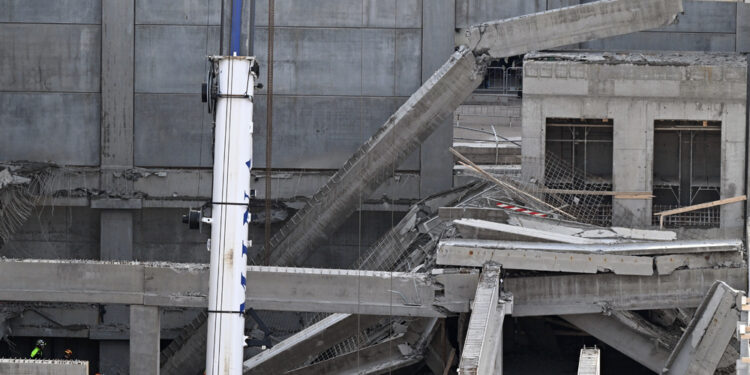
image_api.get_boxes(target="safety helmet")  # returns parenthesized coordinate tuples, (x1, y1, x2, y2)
(36, 339, 46, 348)
(64, 349, 73, 356)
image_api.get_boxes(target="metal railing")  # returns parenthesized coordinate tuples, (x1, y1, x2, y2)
(478, 66, 523, 94)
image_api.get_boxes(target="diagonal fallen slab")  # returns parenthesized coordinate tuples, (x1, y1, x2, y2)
(663, 281, 744, 375)
(453, 219, 612, 244)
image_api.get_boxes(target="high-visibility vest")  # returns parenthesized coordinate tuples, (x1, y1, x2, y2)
(30, 347, 41, 358)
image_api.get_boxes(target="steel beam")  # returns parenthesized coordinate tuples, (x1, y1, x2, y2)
(663, 281, 743, 374)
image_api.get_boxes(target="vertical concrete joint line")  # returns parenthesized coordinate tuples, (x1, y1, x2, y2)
(264, 0, 275, 265)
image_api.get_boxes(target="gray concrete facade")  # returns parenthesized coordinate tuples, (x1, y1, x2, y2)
(1, 0, 750, 372)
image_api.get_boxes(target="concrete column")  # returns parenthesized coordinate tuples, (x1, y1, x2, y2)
(420, 0, 456, 197)
(100, 1, 136, 373)
(612, 100, 652, 227)
(101, 0, 134, 195)
(130, 305, 161, 375)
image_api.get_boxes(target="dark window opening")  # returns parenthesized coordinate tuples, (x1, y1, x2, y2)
(545, 118, 613, 226)
(652, 120, 721, 228)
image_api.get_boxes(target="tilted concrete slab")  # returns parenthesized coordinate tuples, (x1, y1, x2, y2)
(453, 219, 609, 244)
(563, 313, 672, 373)
(439, 238, 743, 256)
(284, 318, 438, 375)
(243, 313, 382, 374)
(507, 267, 747, 316)
(663, 281, 743, 374)
(457, 0, 682, 58)
(267, 46, 482, 267)
(437, 241, 654, 276)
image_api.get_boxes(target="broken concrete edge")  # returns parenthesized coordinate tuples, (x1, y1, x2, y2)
(662, 281, 745, 374)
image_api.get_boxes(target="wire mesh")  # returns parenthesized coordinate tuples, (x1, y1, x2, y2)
(0, 164, 60, 246)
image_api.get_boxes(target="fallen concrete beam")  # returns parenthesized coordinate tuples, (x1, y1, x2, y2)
(0, 260, 743, 320)
(243, 313, 381, 374)
(458, 0, 682, 58)
(663, 281, 743, 374)
(563, 313, 671, 373)
(508, 267, 747, 316)
(283, 336, 417, 375)
(453, 219, 607, 244)
(245, 266, 479, 317)
(458, 264, 510, 374)
(440, 238, 743, 256)
(284, 318, 438, 375)
(267, 46, 483, 267)
(437, 241, 654, 276)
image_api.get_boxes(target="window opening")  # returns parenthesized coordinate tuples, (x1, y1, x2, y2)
(652, 120, 721, 227)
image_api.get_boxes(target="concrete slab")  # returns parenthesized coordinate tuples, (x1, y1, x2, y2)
(453, 219, 607, 244)
(458, 0, 682, 58)
(663, 281, 743, 374)
(507, 266, 747, 316)
(439, 238, 743, 256)
(436, 242, 654, 276)
(655, 252, 744, 275)
(0, 359, 89, 375)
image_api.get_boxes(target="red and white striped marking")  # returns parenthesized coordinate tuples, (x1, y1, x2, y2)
(496, 203, 549, 218)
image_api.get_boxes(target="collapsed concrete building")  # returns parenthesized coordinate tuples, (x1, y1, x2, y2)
(1, 0, 750, 374)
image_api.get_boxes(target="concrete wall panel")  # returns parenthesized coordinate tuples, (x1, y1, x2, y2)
(134, 209, 209, 263)
(455, 0, 545, 28)
(1, 207, 100, 260)
(136, 0, 222, 25)
(134, 25, 220, 94)
(581, 31, 736, 52)
(0, 24, 101, 92)
(0, 93, 100, 165)
(363, 29, 422, 96)
(739, 4, 750, 53)
(134, 94, 213, 167)
(254, 0, 422, 28)
(253, 28, 421, 96)
(0, 0, 101, 23)
(253, 95, 420, 170)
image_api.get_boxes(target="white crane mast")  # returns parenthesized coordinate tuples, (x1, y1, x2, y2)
(205, 55, 256, 375)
